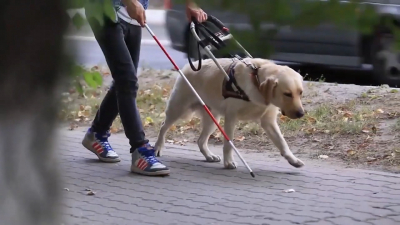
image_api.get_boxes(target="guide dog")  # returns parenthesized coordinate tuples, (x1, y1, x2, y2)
(155, 58, 305, 169)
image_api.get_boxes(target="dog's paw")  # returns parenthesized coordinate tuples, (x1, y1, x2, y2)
(205, 155, 221, 162)
(224, 161, 237, 169)
(155, 149, 162, 157)
(288, 157, 305, 168)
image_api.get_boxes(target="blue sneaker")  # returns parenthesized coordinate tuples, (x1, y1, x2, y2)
(82, 128, 120, 162)
(131, 144, 170, 176)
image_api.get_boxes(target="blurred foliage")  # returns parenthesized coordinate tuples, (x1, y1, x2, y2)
(64, 0, 117, 94)
(70, 64, 103, 95)
(64, 0, 400, 92)
(180, 0, 400, 56)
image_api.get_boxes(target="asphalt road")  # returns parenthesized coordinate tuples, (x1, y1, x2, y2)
(64, 24, 190, 70)
(64, 38, 187, 70)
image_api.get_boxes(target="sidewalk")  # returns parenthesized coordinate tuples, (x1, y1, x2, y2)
(59, 127, 400, 225)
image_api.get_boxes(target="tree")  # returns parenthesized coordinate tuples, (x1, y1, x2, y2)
(0, 0, 67, 224)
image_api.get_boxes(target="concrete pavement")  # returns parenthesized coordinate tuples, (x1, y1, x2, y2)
(59, 127, 400, 225)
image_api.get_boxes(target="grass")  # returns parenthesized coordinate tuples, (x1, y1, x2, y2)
(60, 71, 379, 138)
(278, 102, 376, 135)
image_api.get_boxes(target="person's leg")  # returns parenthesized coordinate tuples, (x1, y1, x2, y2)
(83, 16, 169, 175)
(81, 17, 122, 162)
(121, 20, 170, 176)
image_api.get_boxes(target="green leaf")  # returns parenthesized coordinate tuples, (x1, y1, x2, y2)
(92, 71, 103, 86)
(83, 72, 98, 88)
(71, 12, 86, 30)
(85, 0, 105, 26)
(74, 80, 84, 95)
(103, 0, 117, 22)
(71, 64, 85, 77)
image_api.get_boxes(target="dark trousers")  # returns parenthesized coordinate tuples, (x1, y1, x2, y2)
(87, 16, 148, 152)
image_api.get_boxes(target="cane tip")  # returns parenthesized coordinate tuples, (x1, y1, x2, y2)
(250, 172, 255, 178)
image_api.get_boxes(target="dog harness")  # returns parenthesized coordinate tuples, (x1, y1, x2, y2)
(222, 60, 260, 102)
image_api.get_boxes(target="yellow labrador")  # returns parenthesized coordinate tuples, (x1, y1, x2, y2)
(155, 58, 305, 169)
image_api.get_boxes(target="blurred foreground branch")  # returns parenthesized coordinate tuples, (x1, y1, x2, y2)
(0, 0, 67, 224)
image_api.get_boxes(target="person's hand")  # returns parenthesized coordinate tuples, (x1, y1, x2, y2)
(185, 1, 207, 23)
(124, 0, 146, 27)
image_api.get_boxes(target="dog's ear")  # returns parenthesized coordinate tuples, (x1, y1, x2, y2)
(259, 77, 278, 105)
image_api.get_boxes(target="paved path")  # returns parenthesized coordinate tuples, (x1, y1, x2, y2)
(59, 127, 400, 225)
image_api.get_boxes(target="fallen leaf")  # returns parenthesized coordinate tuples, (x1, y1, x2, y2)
(85, 188, 91, 191)
(307, 116, 317, 124)
(279, 115, 290, 123)
(376, 109, 384, 114)
(318, 155, 329, 159)
(235, 136, 245, 141)
(64, 188, 70, 191)
(312, 138, 321, 142)
(144, 117, 154, 126)
(305, 127, 316, 134)
(367, 157, 377, 162)
(159, 112, 166, 118)
(79, 105, 85, 111)
(361, 129, 370, 133)
(283, 189, 295, 193)
(110, 127, 119, 134)
(383, 154, 392, 159)
(87, 191, 95, 196)
(166, 139, 174, 144)
(169, 125, 177, 131)
(343, 112, 353, 118)
(347, 150, 356, 156)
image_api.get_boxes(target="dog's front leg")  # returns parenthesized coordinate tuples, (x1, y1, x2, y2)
(223, 114, 237, 169)
(261, 117, 305, 168)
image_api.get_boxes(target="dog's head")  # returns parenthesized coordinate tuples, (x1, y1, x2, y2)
(258, 64, 304, 119)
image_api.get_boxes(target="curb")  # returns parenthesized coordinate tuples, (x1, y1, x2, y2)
(63, 35, 171, 46)
(67, 9, 166, 26)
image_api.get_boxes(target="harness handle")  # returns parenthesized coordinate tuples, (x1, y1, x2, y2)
(185, 15, 230, 71)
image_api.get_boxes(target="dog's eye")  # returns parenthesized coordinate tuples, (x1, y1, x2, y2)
(284, 93, 293, 98)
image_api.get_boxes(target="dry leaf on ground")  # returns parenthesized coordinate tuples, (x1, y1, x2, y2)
(318, 155, 329, 159)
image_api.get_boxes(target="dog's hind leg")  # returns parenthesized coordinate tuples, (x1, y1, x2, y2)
(154, 88, 194, 157)
(197, 110, 221, 162)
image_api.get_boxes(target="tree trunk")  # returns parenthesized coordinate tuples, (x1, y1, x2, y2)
(0, 0, 67, 224)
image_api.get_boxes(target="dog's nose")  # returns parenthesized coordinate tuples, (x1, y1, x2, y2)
(296, 110, 305, 118)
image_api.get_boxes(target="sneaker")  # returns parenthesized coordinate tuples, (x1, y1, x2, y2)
(131, 144, 170, 176)
(82, 128, 120, 163)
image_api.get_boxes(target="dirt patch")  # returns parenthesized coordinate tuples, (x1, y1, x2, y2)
(60, 66, 400, 173)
